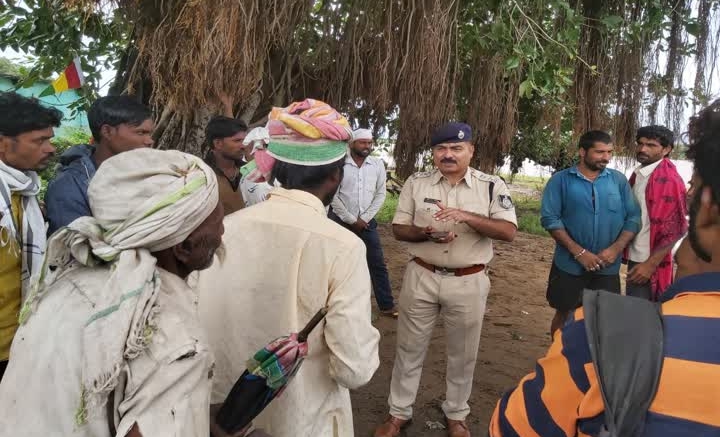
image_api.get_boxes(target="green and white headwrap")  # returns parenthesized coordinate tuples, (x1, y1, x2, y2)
(243, 121, 350, 183)
(266, 137, 349, 166)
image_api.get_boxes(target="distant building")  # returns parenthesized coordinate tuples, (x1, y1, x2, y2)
(0, 73, 89, 135)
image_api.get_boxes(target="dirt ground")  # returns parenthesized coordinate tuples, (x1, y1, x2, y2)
(350, 225, 557, 436)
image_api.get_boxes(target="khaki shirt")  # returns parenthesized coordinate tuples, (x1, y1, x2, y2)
(393, 168, 517, 268)
(197, 187, 380, 437)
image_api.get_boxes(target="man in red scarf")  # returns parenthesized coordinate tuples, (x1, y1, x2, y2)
(625, 125, 688, 300)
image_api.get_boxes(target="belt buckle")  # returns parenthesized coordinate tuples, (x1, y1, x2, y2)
(435, 266, 453, 276)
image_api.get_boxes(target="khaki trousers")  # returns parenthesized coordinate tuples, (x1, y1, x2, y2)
(388, 260, 490, 421)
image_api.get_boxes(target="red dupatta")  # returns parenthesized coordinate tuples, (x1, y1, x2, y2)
(628, 158, 688, 299)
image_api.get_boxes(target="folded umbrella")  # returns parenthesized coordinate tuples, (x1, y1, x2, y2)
(215, 307, 328, 435)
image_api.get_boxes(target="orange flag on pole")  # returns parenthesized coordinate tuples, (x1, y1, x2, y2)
(39, 57, 85, 97)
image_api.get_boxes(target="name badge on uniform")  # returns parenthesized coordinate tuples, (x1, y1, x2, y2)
(498, 194, 514, 209)
(423, 198, 441, 205)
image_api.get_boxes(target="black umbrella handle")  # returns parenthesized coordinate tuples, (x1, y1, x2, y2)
(298, 307, 328, 342)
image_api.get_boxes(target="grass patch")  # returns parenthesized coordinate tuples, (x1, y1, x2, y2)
(513, 195, 548, 237)
(518, 214, 547, 236)
(500, 173, 548, 193)
(376, 192, 399, 224)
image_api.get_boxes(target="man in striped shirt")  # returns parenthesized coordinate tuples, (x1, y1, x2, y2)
(490, 99, 720, 437)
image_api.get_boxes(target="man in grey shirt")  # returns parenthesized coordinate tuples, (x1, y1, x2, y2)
(330, 128, 397, 316)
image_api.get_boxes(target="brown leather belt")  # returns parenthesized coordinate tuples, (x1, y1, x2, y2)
(412, 257, 485, 277)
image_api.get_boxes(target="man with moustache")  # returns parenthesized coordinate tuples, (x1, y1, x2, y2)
(625, 126, 687, 300)
(541, 130, 641, 335)
(0, 148, 230, 437)
(204, 116, 247, 215)
(46, 95, 155, 235)
(373, 122, 517, 437)
(489, 99, 720, 437)
(330, 128, 396, 316)
(0, 92, 61, 381)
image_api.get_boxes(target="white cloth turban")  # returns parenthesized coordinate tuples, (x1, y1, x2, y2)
(19, 148, 219, 422)
(352, 128, 373, 141)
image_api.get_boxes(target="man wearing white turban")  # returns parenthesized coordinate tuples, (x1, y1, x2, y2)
(0, 148, 229, 436)
(330, 128, 396, 316)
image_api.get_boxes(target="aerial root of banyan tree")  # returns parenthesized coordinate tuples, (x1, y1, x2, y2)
(66, 0, 719, 175)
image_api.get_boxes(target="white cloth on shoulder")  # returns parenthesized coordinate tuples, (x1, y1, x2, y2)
(19, 148, 219, 422)
(0, 159, 46, 299)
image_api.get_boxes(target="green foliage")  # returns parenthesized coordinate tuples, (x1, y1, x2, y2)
(0, 1, 130, 116)
(376, 193, 399, 224)
(508, 98, 577, 173)
(518, 214, 547, 236)
(2, 0, 715, 174)
(460, 0, 585, 104)
(38, 128, 92, 199)
(513, 195, 548, 236)
(0, 57, 24, 76)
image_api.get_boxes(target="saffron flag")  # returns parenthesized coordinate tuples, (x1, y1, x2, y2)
(39, 57, 85, 97)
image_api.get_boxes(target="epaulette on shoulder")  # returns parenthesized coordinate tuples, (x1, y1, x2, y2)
(413, 170, 434, 179)
(470, 168, 498, 183)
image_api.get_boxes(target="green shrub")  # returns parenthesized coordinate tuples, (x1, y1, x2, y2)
(517, 213, 547, 236)
(376, 192, 399, 224)
(512, 195, 548, 237)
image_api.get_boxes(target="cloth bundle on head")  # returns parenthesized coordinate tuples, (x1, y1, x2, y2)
(0, 161, 46, 299)
(246, 99, 351, 183)
(19, 148, 219, 421)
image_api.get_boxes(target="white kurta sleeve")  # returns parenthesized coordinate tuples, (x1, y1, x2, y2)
(324, 240, 381, 389)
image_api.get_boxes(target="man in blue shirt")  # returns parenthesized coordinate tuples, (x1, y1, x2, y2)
(541, 130, 641, 334)
(45, 96, 154, 235)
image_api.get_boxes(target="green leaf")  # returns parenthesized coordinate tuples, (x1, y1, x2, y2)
(519, 79, 534, 98)
(601, 15, 624, 29)
(505, 57, 521, 70)
(685, 22, 700, 37)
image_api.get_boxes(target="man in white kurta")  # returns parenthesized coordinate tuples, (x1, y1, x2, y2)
(199, 187, 381, 437)
(198, 101, 381, 437)
(0, 149, 224, 437)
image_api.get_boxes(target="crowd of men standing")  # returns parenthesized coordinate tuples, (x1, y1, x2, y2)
(0, 88, 718, 437)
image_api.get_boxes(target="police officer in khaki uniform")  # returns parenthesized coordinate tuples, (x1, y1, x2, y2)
(374, 122, 517, 437)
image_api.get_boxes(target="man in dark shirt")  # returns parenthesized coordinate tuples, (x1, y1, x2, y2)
(46, 96, 154, 235)
(204, 116, 248, 216)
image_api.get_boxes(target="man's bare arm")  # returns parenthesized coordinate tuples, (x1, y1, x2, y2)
(549, 229, 583, 256)
(462, 214, 517, 242)
(598, 230, 636, 265)
(627, 241, 679, 284)
(432, 203, 516, 241)
(550, 229, 604, 271)
(127, 423, 142, 437)
(392, 224, 431, 243)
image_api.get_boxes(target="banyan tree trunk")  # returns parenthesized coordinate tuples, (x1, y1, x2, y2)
(152, 109, 211, 157)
